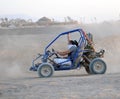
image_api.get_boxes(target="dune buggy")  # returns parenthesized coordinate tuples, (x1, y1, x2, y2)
(30, 28, 107, 78)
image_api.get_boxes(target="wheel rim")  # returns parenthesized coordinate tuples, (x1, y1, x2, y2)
(93, 61, 105, 73)
(41, 66, 52, 77)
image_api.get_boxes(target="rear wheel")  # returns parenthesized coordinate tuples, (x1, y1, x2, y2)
(89, 58, 107, 74)
(37, 63, 54, 78)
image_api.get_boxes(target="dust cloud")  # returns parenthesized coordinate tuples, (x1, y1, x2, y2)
(82, 21, 120, 73)
(95, 35, 120, 73)
(0, 21, 120, 79)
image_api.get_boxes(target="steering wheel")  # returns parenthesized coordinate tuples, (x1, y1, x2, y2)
(52, 48, 59, 58)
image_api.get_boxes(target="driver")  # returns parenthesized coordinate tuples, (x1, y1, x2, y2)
(56, 33, 77, 60)
(57, 40, 77, 59)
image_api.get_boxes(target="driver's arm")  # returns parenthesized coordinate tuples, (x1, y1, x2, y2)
(57, 50, 70, 56)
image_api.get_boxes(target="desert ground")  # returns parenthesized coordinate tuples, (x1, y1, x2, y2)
(0, 23, 120, 99)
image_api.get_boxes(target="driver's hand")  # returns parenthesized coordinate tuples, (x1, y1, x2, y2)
(57, 51, 62, 55)
(56, 51, 60, 54)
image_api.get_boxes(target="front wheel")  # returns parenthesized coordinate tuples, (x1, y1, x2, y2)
(89, 58, 107, 74)
(37, 63, 54, 78)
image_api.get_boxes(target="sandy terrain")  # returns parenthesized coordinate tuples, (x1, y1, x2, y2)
(0, 23, 120, 99)
(0, 72, 120, 99)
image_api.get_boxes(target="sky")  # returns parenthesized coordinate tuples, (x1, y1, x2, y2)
(0, 0, 120, 23)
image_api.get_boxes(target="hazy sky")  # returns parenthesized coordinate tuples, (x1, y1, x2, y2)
(0, 0, 120, 23)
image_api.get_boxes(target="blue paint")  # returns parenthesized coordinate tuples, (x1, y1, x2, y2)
(30, 28, 87, 71)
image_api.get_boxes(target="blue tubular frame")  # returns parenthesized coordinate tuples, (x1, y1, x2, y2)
(45, 29, 83, 53)
(30, 28, 87, 71)
(43, 28, 87, 69)
(73, 29, 86, 67)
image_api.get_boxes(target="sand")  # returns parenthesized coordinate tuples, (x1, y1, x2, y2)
(0, 23, 120, 99)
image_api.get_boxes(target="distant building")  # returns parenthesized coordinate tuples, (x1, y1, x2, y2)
(37, 17, 52, 25)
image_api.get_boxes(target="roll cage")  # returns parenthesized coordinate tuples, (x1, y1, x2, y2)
(42, 29, 92, 66)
